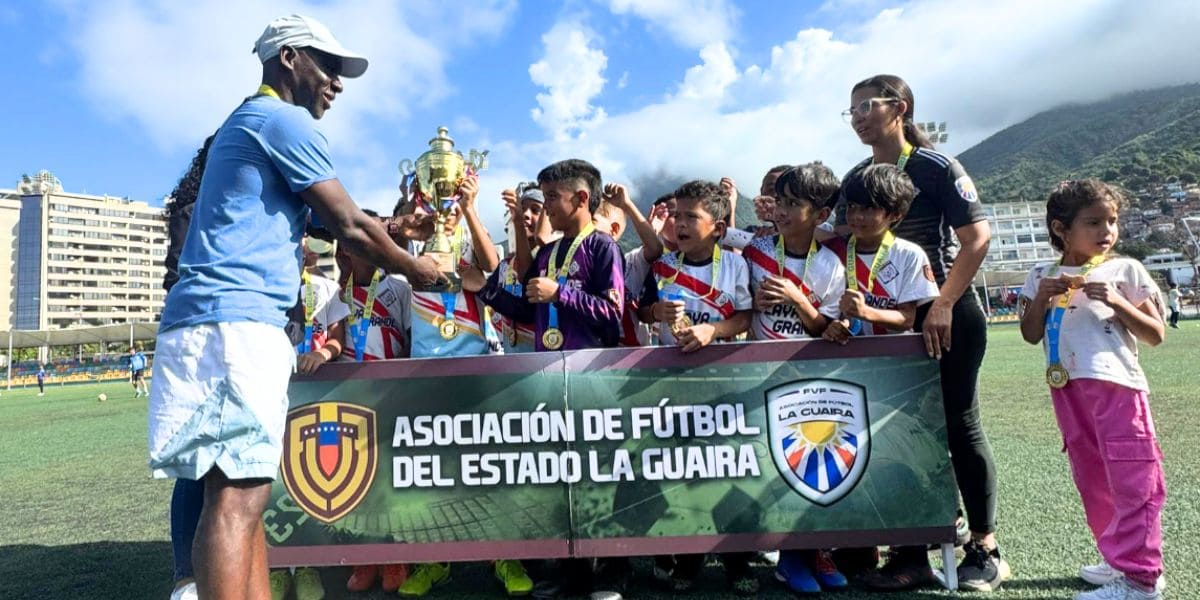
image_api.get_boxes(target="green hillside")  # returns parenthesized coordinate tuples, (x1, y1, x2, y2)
(958, 83, 1200, 202)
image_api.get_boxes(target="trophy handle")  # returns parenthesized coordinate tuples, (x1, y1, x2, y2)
(467, 149, 490, 173)
(398, 159, 415, 176)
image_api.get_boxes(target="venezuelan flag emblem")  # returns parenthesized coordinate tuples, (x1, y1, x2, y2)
(281, 402, 377, 523)
(766, 379, 870, 506)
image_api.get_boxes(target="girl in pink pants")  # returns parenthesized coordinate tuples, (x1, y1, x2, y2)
(1019, 180, 1167, 600)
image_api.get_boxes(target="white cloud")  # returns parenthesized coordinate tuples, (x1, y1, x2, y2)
(606, 0, 738, 49)
(53, 0, 519, 231)
(515, 0, 1200, 205)
(529, 22, 609, 140)
(677, 42, 739, 101)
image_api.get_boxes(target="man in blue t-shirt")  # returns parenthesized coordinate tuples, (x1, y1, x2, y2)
(128, 346, 148, 398)
(146, 14, 441, 600)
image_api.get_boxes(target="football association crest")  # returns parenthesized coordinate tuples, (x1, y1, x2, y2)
(766, 379, 870, 506)
(281, 402, 378, 523)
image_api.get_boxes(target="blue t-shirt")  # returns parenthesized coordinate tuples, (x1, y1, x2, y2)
(129, 352, 147, 372)
(160, 96, 336, 332)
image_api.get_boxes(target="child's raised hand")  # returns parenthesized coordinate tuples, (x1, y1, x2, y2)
(839, 289, 868, 319)
(457, 175, 479, 210)
(603, 183, 633, 211)
(501, 189, 520, 221)
(1083, 281, 1123, 308)
(753, 195, 776, 223)
(649, 204, 669, 233)
(720, 177, 738, 204)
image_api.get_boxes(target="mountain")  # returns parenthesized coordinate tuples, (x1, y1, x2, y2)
(958, 83, 1200, 203)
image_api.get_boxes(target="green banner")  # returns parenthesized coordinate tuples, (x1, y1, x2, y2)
(265, 336, 957, 567)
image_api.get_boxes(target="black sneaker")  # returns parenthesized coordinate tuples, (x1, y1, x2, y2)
(957, 542, 1011, 592)
(858, 550, 936, 591)
(668, 554, 705, 591)
(721, 553, 759, 597)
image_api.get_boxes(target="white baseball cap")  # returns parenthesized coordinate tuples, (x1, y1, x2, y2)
(253, 14, 368, 79)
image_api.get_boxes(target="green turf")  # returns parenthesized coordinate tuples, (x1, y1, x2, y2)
(1, 324, 1196, 599)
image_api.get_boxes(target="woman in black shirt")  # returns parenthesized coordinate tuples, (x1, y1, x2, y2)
(835, 74, 1007, 592)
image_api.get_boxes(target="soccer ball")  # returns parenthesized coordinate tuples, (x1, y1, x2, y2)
(97, 393, 107, 402)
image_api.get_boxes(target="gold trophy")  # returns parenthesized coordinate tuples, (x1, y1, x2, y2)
(399, 127, 488, 293)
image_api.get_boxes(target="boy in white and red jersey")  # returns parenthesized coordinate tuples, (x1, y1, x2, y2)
(743, 162, 851, 595)
(822, 163, 939, 344)
(743, 163, 846, 342)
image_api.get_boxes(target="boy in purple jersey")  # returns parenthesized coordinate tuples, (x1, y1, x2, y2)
(479, 159, 625, 352)
(477, 159, 628, 598)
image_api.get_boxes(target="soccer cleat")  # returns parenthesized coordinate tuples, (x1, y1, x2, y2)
(957, 541, 1011, 592)
(858, 550, 936, 591)
(397, 563, 450, 597)
(1074, 577, 1162, 600)
(495, 559, 534, 596)
(169, 581, 198, 600)
(293, 567, 325, 600)
(811, 550, 849, 589)
(381, 564, 409, 592)
(1081, 559, 1122, 586)
(346, 564, 379, 592)
(269, 569, 291, 600)
(775, 550, 821, 594)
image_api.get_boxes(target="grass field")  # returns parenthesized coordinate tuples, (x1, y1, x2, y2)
(1, 324, 1196, 599)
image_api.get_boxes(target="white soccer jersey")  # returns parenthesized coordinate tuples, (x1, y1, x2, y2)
(641, 249, 752, 347)
(342, 275, 413, 361)
(743, 235, 845, 340)
(823, 236, 939, 336)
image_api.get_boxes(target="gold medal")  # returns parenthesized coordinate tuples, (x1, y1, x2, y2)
(1046, 364, 1069, 389)
(439, 318, 459, 340)
(542, 328, 564, 350)
(672, 314, 694, 335)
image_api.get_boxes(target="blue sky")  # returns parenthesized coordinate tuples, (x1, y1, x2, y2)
(2, 1, 1198, 235)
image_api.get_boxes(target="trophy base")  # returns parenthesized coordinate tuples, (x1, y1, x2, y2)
(414, 251, 462, 293)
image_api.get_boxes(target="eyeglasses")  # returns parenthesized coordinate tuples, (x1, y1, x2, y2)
(841, 97, 898, 122)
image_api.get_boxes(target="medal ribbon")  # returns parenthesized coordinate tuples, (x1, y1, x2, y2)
(298, 270, 316, 353)
(342, 269, 382, 362)
(895, 142, 914, 171)
(256, 84, 281, 100)
(658, 245, 722, 297)
(846, 231, 895, 335)
(1044, 254, 1106, 371)
(440, 226, 465, 330)
(545, 223, 596, 333)
(776, 235, 819, 303)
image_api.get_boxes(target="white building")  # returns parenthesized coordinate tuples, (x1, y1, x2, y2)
(983, 201, 1059, 273)
(9, 171, 168, 330)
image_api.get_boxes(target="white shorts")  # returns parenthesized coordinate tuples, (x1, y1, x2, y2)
(148, 321, 296, 480)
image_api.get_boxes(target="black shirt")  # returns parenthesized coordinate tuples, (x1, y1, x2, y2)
(837, 147, 986, 284)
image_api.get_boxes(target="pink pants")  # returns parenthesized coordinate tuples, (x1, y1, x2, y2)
(1051, 377, 1165, 587)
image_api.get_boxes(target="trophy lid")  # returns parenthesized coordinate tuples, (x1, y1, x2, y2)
(427, 126, 455, 153)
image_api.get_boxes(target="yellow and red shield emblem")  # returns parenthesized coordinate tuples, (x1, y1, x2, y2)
(280, 402, 377, 523)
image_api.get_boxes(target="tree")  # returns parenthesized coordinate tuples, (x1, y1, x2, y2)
(1115, 240, 1155, 261)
